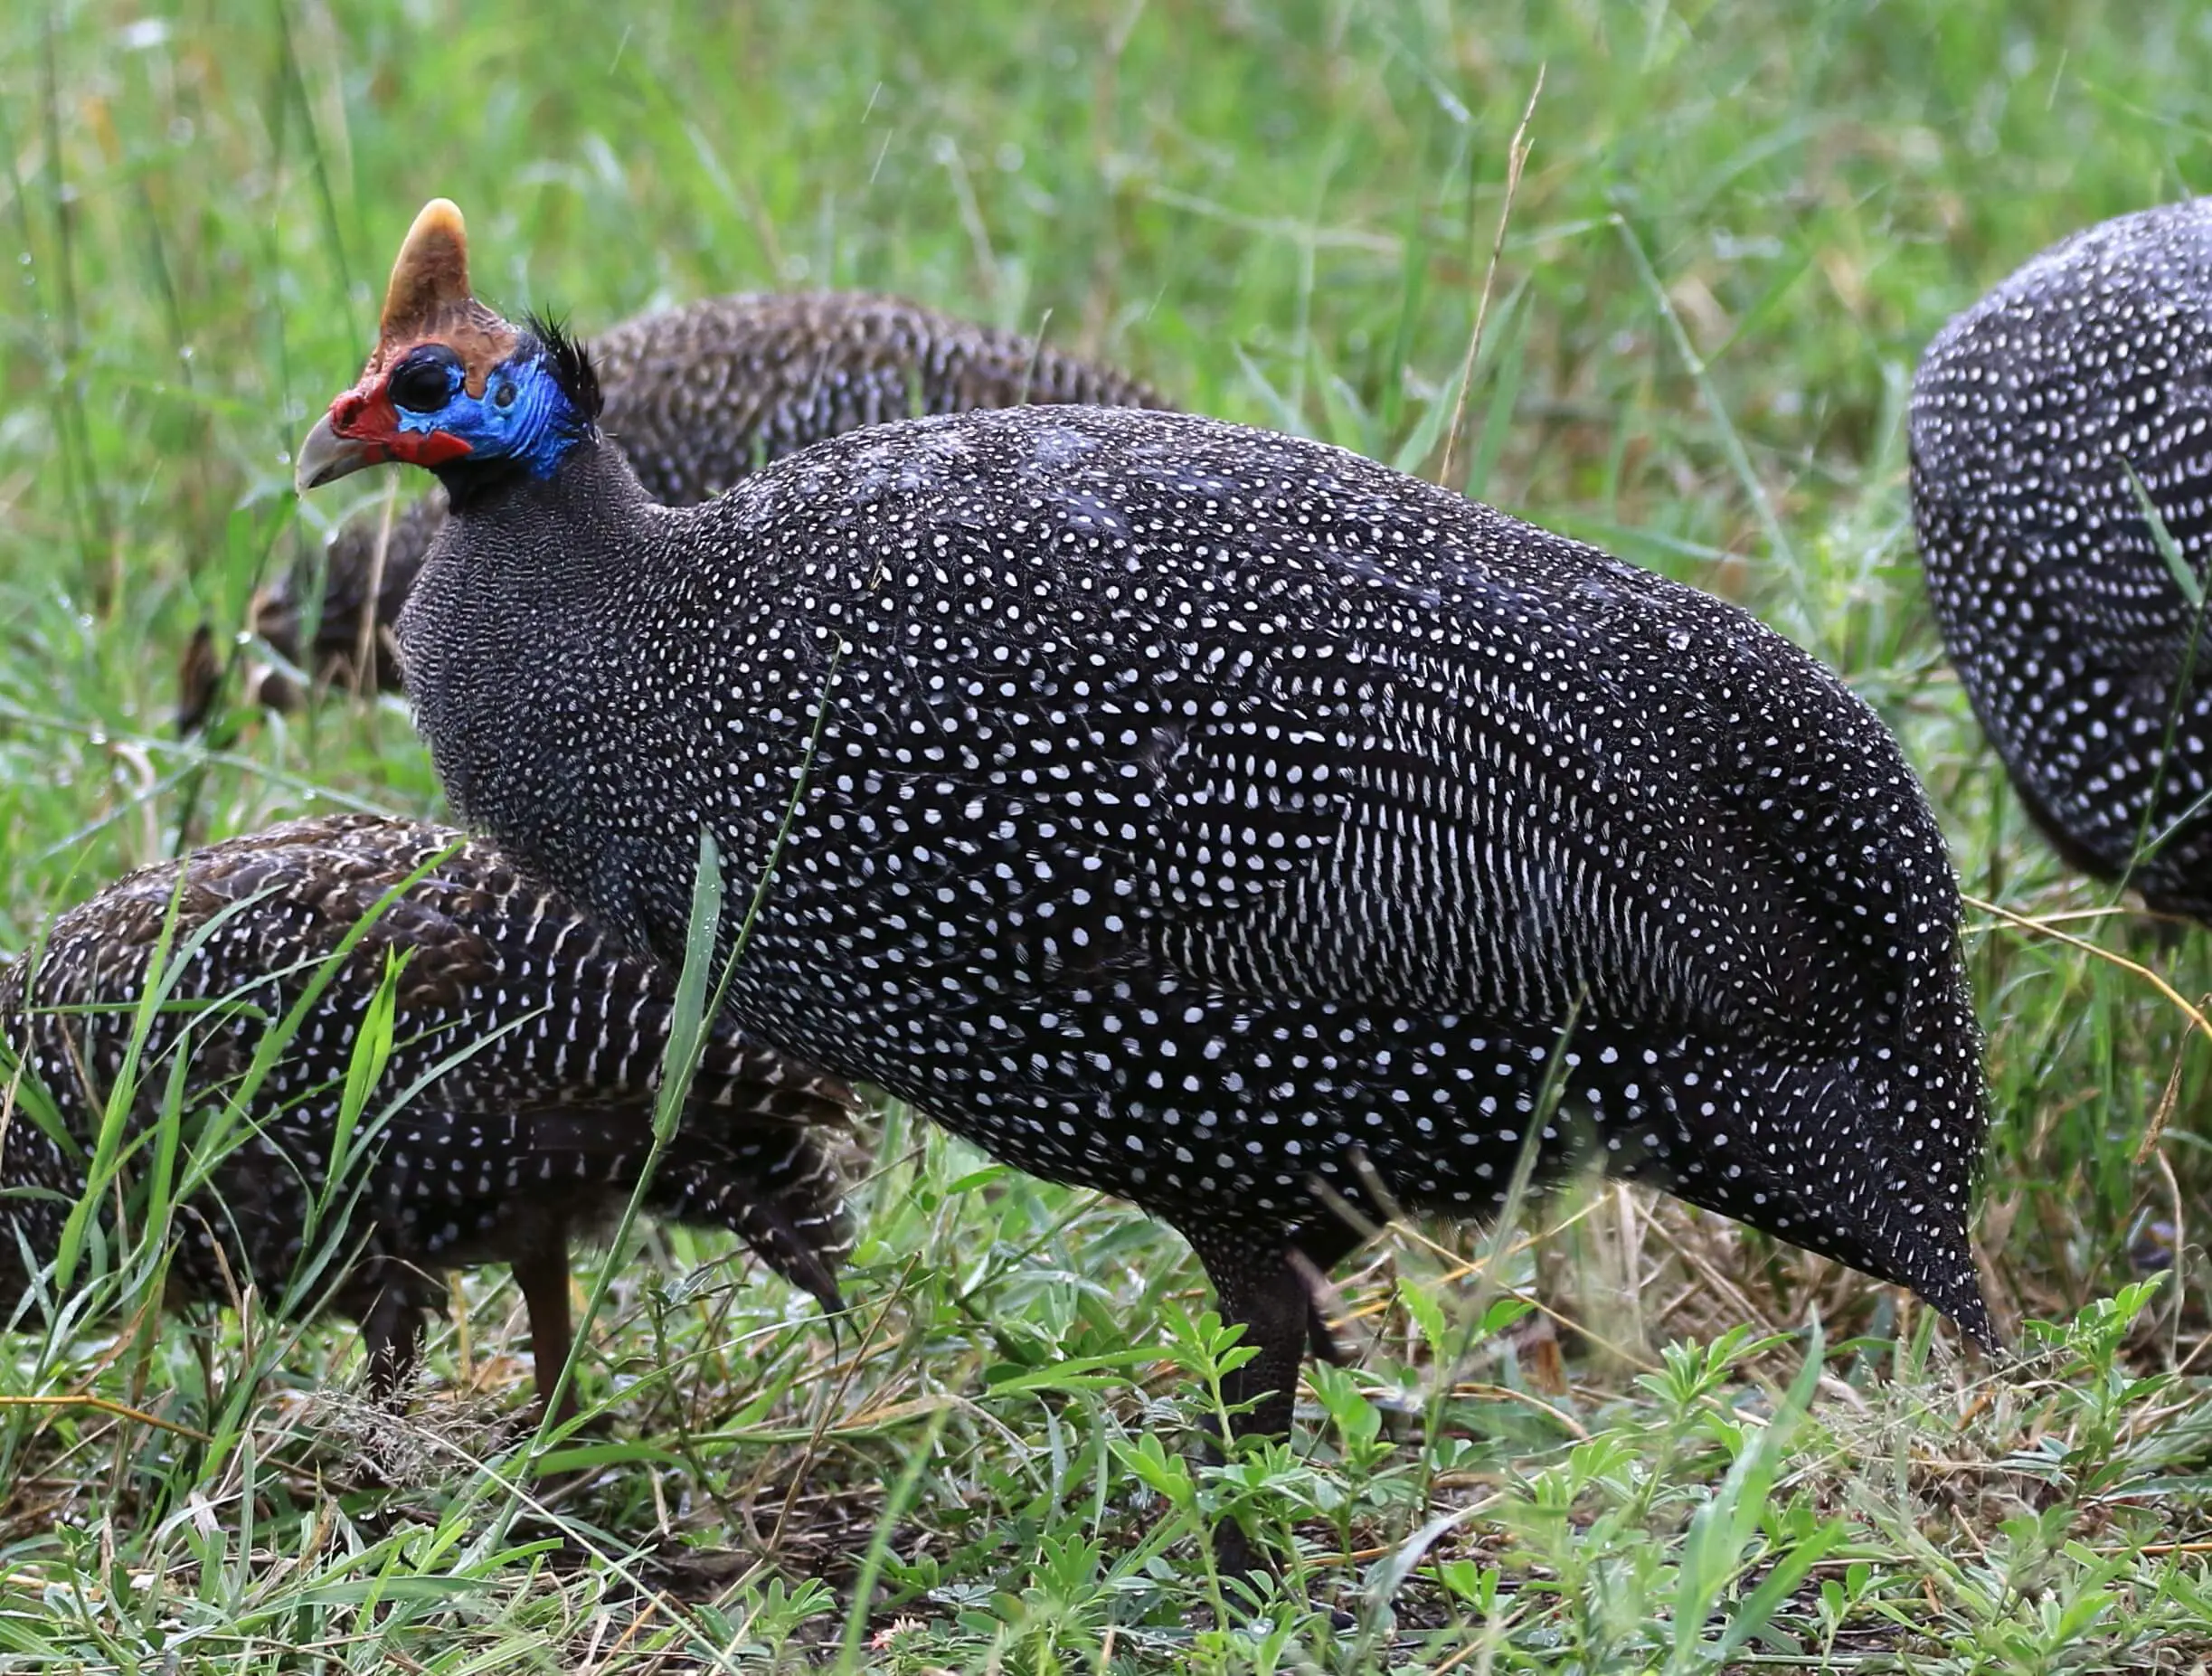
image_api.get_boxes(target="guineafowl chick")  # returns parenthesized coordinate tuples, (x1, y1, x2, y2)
(249, 292, 1160, 702)
(300, 201, 1996, 1557)
(0, 813, 855, 1412)
(1913, 197, 2212, 919)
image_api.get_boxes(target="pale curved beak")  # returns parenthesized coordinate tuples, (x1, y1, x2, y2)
(294, 412, 378, 494)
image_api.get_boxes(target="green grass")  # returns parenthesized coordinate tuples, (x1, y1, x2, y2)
(5, 0, 2212, 1668)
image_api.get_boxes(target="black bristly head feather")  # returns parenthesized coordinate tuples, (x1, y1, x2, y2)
(525, 310, 603, 425)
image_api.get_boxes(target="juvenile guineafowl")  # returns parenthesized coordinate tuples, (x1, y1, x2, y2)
(255, 292, 1159, 699)
(1913, 198, 2212, 919)
(0, 813, 855, 1411)
(299, 201, 1996, 1544)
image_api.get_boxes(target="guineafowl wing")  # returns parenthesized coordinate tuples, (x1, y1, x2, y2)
(818, 425, 1935, 1056)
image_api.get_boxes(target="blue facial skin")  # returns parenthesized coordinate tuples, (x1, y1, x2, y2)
(391, 342, 586, 479)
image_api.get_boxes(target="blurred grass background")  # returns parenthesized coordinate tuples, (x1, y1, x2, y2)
(5, 0, 2212, 1669)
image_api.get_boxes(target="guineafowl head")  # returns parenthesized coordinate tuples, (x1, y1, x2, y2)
(295, 200, 600, 498)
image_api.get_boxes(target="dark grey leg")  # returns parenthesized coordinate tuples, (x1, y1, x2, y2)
(1180, 1219, 1361, 1577)
(358, 1269, 430, 1406)
(511, 1231, 580, 1425)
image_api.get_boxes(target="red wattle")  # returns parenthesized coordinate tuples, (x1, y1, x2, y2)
(406, 430, 475, 467)
(326, 382, 473, 468)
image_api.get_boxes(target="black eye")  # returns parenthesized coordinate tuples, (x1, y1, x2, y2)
(389, 347, 460, 413)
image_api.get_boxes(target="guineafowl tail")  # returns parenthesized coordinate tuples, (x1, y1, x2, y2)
(1590, 999, 1994, 1349)
(1643, 656, 1997, 1347)
(647, 1126, 854, 1317)
(500, 1108, 850, 1314)
(673, 1035, 856, 1311)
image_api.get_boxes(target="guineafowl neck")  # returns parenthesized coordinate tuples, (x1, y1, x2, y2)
(437, 441, 657, 594)
(396, 439, 685, 955)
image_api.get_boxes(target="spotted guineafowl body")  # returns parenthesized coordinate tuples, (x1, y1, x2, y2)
(1913, 198, 2212, 918)
(0, 814, 855, 1406)
(301, 204, 1994, 1535)
(258, 292, 1159, 696)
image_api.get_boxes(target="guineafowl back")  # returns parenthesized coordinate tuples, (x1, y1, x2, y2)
(600, 291, 1161, 505)
(1912, 197, 2212, 916)
(397, 402, 1991, 1345)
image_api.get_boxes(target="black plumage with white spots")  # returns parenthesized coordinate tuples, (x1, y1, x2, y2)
(306, 201, 1996, 1506)
(0, 814, 855, 1407)
(402, 410, 1991, 1360)
(1913, 197, 2212, 917)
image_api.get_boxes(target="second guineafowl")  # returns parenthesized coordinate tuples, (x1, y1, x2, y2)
(0, 814, 855, 1412)
(251, 292, 1160, 701)
(1913, 198, 2212, 919)
(300, 201, 1996, 1555)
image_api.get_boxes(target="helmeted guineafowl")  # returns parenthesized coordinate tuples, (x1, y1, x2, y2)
(298, 201, 1996, 1543)
(1913, 198, 2212, 919)
(251, 292, 1159, 703)
(0, 812, 855, 1412)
